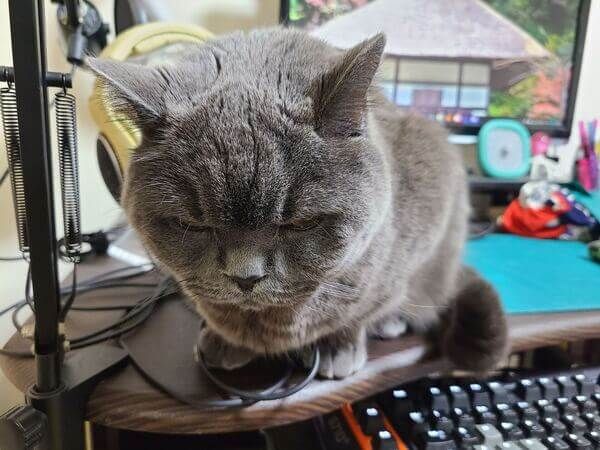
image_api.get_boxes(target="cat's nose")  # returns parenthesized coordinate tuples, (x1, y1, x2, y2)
(227, 274, 266, 292)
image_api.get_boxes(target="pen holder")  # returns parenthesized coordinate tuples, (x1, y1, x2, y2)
(577, 149, 598, 191)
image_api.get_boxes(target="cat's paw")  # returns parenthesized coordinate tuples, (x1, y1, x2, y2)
(368, 316, 408, 339)
(303, 329, 367, 379)
(194, 327, 256, 370)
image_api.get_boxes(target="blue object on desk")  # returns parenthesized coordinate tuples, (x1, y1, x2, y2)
(572, 190, 600, 219)
(465, 234, 600, 314)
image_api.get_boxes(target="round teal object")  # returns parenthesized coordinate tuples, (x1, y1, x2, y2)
(478, 119, 532, 178)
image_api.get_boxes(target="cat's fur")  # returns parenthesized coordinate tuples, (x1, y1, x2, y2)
(88, 28, 507, 378)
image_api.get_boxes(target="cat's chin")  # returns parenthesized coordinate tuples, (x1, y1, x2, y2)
(187, 290, 314, 312)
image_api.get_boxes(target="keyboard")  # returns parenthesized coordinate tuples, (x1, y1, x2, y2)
(267, 366, 600, 450)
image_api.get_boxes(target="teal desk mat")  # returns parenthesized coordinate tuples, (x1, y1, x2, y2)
(465, 235, 599, 314)
(465, 190, 600, 314)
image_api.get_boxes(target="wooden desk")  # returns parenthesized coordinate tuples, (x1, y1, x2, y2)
(2, 254, 600, 435)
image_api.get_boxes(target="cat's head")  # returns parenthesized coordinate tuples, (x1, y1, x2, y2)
(88, 29, 388, 311)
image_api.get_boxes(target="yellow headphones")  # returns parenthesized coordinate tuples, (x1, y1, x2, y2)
(89, 22, 214, 201)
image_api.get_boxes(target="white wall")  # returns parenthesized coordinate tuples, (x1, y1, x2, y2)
(0, 0, 599, 412)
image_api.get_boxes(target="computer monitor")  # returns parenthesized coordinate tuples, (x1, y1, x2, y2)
(281, 0, 591, 138)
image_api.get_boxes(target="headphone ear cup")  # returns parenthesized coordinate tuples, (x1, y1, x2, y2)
(96, 134, 124, 203)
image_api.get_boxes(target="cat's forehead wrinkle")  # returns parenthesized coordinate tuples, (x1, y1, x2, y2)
(196, 29, 334, 96)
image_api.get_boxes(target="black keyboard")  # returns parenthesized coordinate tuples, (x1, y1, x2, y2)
(292, 366, 600, 450)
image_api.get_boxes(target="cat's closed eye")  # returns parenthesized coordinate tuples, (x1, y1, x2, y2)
(159, 217, 211, 234)
(280, 217, 323, 232)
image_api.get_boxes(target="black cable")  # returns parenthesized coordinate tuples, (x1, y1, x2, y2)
(24, 264, 34, 312)
(196, 347, 320, 403)
(70, 278, 178, 345)
(0, 168, 23, 260)
(11, 301, 27, 334)
(71, 296, 161, 348)
(0, 166, 20, 258)
(1, 263, 156, 354)
(58, 264, 78, 321)
(0, 300, 24, 318)
(0, 167, 24, 261)
(70, 287, 168, 345)
(79, 263, 154, 285)
(468, 221, 496, 240)
(7, 265, 156, 332)
(0, 167, 8, 185)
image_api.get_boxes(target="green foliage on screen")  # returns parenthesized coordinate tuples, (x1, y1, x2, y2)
(489, 76, 536, 118)
(482, 0, 579, 62)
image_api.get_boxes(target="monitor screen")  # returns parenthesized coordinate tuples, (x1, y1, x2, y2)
(282, 0, 590, 137)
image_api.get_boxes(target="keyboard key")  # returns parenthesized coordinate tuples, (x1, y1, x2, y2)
(562, 414, 588, 434)
(582, 413, 600, 432)
(474, 405, 498, 426)
(553, 397, 579, 416)
(427, 387, 450, 413)
(469, 383, 491, 407)
(419, 430, 456, 449)
(537, 377, 561, 400)
(499, 421, 525, 441)
(541, 417, 567, 438)
(593, 393, 600, 408)
(495, 403, 519, 424)
(573, 395, 597, 414)
(357, 407, 385, 435)
(515, 402, 539, 421)
(573, 374, 596, 396)
(498, 442, 521, 450)
(521, 419, 547, 439)
(448, 385, 471, 411)
(542, 436, 570, 450)
(408, 411, 430, 437)
(382, 389, 413, 423)
(563, 433, 593, 450)
(583, 430, 600, 447)
(430, 410, 454, 434)
(534, 399, 560, 420)
(454, 426, 481, 446)
(555, 376, 578, 398)
(451, 407, 475, 430)
(487, 381, 510, 404)
(516, 438, 547, 449)
(372, 430, 397, 450)
(518, 379, 543, 403)
(474, 424, 503, 447)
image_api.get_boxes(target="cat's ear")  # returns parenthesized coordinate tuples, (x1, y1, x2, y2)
(87, 57, 172, 129)
(313, 33, 385, 137)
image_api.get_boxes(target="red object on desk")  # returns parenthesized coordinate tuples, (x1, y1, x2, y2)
(499, 199, 567, 239)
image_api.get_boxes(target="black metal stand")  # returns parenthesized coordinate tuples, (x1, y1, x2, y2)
(0, 1, 128, 449)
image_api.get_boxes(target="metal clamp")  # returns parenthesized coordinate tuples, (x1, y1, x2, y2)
(0, 66, 72, 89)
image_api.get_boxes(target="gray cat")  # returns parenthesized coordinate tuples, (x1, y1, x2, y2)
(88, 28, 507, 379)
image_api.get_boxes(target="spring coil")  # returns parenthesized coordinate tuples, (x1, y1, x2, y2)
(55, 89, 81, 262)
(0, 84, 29, 256)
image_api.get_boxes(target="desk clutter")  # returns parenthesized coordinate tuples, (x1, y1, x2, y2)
(465, 179, 600, 315)
(496, 183, 599, 241)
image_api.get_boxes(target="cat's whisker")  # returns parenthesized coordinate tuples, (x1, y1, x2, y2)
(181, 224, 191, 245)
